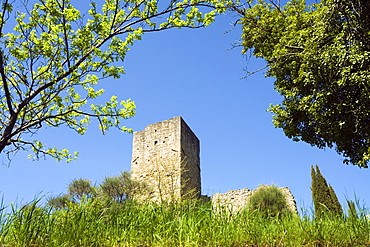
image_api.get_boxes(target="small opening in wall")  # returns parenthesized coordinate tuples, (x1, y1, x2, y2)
(154, 140, 158, 145)
(154, 129, 157, 132)
(163, 141, 165, 143)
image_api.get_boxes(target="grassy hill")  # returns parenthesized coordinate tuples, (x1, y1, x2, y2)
(0, 198, 369, 246)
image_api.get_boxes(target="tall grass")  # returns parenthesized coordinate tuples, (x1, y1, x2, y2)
(0, 198, 369, 246)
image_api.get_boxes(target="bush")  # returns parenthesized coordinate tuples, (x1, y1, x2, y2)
(247, 185, 292, 218)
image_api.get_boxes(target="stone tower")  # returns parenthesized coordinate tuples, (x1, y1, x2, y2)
(131, 117, 201, 202)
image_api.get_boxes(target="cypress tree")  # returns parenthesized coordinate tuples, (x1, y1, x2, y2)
(328, 185, 343, 216)
(311, 165, 320, 216)
(311, 165, 343, 218)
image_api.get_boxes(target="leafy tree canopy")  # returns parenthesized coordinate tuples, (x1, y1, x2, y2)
(241, 0, 370, 167)
(0, 0, 233, 162)
(68, 178, 96, 201)
(100, 171, 148, 202)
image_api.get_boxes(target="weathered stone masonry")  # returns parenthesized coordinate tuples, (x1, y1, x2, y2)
(131, 117, 297, 213)
(131, 116, 201, 201)
(212, 186, 297, 213)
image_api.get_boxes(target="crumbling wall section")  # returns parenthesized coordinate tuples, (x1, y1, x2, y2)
(212, 188, 251, 213)
(212, 186, 297, 214)
(280, 187, 298, 214)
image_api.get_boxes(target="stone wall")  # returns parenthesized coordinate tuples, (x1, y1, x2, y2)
(131, 116, 201, 202)
(280, 187, 298, 214)
(212, 185, 297, 214)
(212, 188, 251, 213)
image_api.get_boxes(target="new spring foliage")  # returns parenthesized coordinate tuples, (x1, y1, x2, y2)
(0, 0, 233, 161)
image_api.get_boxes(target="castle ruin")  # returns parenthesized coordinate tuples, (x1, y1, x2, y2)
(131, 116, 297, 213)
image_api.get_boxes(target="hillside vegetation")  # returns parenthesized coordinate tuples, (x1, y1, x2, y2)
(0, 198, 369, 246)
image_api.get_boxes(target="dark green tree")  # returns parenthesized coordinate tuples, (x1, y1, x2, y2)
(241, 0, 370, 167)
(328, 184, 342, 215)
(311, 165, 343, 218)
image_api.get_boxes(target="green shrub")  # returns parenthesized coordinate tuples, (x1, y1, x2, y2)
(246, 185, 292, 218)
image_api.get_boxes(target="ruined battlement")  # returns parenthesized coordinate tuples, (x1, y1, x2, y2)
(212, 186, 297, 213)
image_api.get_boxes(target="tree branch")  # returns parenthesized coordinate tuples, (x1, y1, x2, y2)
(0, 50, 14, 115)
(0, 0, 9, 36)
(284, 45, 304, 51)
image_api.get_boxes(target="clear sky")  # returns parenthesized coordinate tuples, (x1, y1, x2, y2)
(0, 1, 369, 214)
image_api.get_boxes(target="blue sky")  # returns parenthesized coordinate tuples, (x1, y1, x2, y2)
(1, 1, 370, 213)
